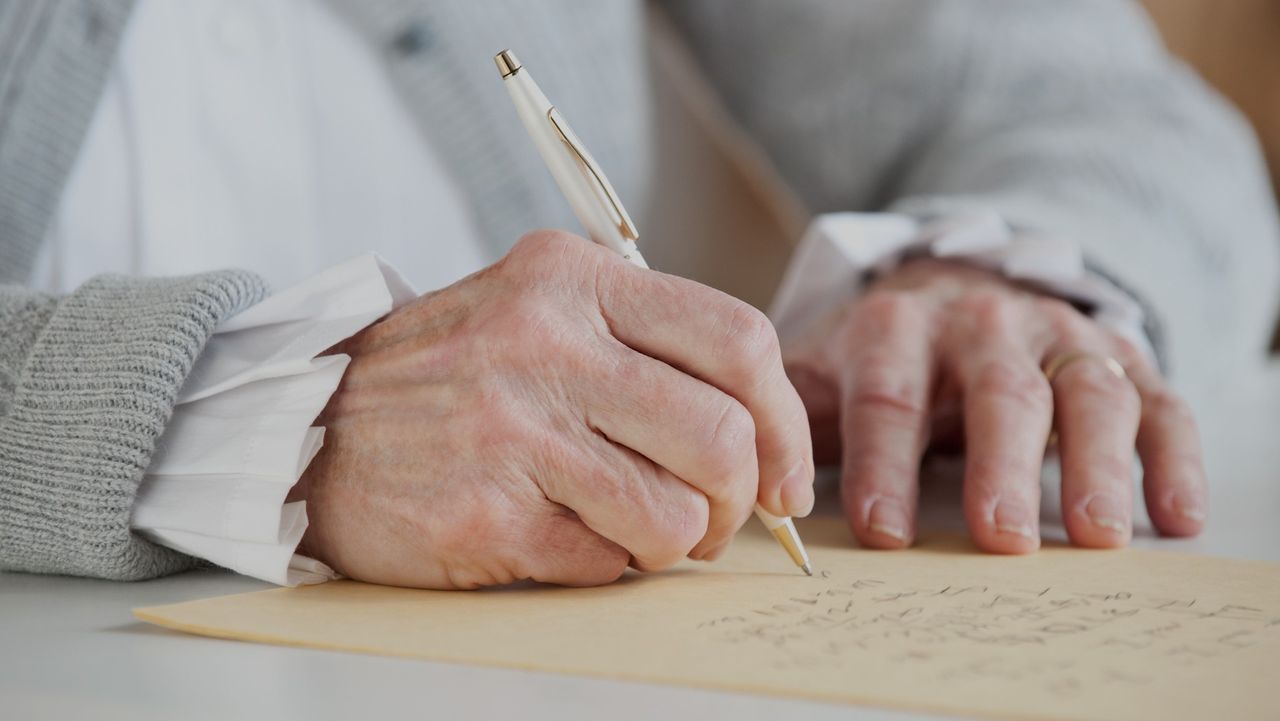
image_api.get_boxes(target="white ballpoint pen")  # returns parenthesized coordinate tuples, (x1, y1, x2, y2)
(494, 49, 812, 576)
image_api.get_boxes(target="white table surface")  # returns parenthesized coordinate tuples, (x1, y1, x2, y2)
(5, 364, 1279, 721)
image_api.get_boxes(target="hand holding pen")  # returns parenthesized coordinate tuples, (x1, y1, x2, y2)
(496, 50, 813, 574)
(283, 54, 815, 590)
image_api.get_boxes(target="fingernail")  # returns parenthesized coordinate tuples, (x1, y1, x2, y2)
(994, 500, 1037, 539)
(1172, 491, 1206, 522)
(780, 459, 816, 517)
(867, 498, 909, 541)
(1085, 493, 1130, 535)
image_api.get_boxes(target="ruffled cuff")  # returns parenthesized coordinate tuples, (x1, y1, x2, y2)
(129, 254, 416, 586)
(768, 211, 1157, 364)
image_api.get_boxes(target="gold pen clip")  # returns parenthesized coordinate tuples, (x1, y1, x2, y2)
(547, 107, 639, 242)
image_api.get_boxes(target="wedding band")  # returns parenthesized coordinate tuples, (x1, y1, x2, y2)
(1042, 352, 1127, 385)
(1042, 352, 1128, 448)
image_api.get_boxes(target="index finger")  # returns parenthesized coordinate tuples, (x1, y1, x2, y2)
(596, 261, 815, 519)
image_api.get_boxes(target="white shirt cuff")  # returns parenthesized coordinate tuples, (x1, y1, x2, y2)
(130, 253, 417, 586)
(768, 211, 1157, 364)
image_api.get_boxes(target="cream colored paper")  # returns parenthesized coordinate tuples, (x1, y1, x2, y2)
(136, 518, 1280, 721)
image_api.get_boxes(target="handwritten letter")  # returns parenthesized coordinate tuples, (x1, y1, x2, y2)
(137, 518, 1280, 721)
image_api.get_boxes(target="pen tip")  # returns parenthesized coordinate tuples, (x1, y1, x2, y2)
(494, 49, 521, 78)
(802, 562, 813, 576)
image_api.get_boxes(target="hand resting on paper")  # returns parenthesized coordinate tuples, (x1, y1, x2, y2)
(785, 259, 1207, 554)
(289, 231, 815, 589)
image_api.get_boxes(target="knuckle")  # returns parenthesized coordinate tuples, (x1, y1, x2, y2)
(701, 398, 757, 483)
(956, 291, 1020, 337)
(507, 230, 604, 286)
(657, 497, 710, 564)
(972, 359, 1053, 413)
(717, 302, 782, 382)
(1036, 299, 1088, 338)
(511, 228, 581, 259)
(848, 359, 928, 423)
(630, 478, 709, 570)
(855, 290, 926, 329)
(604, 463, 707, 570)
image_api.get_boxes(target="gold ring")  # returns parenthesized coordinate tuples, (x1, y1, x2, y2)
(1042, 352, 1127, 385)
(1042, 353, 1128, 449)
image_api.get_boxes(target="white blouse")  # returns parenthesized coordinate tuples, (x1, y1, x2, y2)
(35, 0, 487, 294)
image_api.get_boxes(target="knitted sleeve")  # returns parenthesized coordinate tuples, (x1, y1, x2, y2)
(0, 270, 266, 580)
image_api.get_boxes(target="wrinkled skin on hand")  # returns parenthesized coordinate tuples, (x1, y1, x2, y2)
(785, 259, 1207, 554)
(291, 231, 814, 589)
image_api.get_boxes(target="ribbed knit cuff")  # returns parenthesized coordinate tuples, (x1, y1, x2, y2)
(0, 270, 266, 580)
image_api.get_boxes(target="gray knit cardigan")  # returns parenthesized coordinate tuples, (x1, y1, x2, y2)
(2, 0, 1277, 580)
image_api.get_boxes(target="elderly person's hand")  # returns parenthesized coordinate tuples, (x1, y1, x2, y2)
(784, 259, 1206, 553)
(289, 231, 814, 589)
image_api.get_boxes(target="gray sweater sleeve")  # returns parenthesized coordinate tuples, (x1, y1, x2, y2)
(664, 0, 1280, 393)
(0, 271, 266, 580)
